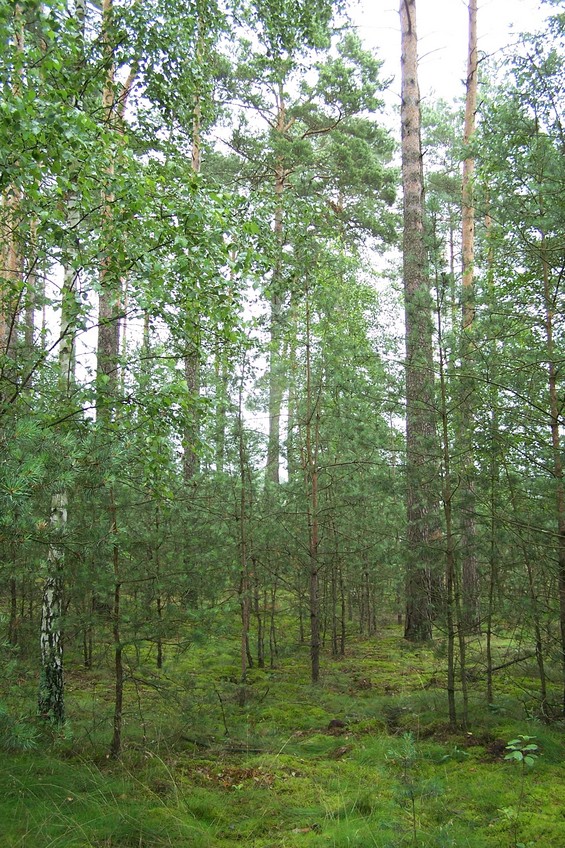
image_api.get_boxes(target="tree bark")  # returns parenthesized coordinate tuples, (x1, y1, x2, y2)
(459, 0, 480, 634)
(541, 234, 565, 715)
(183, 19, 205, 482)
(38, 494, 67, 723)
(98, 0, 127, 757)
(37, 0, 86, 723)
(236, 359, 251, 706)
(400, 0, 437, 641)
(303, 288, 320, 682)
(109, 490, 123, 759)
(266, 84, 289, 485)
(1, 4, 24, 386)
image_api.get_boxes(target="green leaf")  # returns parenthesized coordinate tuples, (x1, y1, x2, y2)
(243, 220, 261, 234)
(504, 751, 523, 761)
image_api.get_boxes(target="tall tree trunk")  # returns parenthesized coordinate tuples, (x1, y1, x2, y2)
(297, 569, 305, 644)
(400, 0, 437, 641)
(214, 343, 228, 473)
(459, 0, 480, 634)
(269, 580, 278, 668)
(339, 565, 346, 655)
(331, 562, 338, 657)
(436, 278, 457, 726)
(108, 490, 123, 758)
(540, 233, 565, 715)
(1, 3, 24, 388)
(97, 0, 121, 411)
(483, 198, 496, 705)
(183, 21, 205, 482)
(38, 0, 87, 723)
(265, 84, 289, 485)
(183, 345, 200, 480)
(98, 0, 126, 757)
(485, 407, 498, 707)
(302, 288, 320, 682)
(38, 494, 67, 723)
(23, 222, 39, 353)
(253, 564, 265, 668)
(0, 188, 22, 365)
(236, 359, 251, 706)
(155, 506, 163, 669)
(39, 232, 81, 724)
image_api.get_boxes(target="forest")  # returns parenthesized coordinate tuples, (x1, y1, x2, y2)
(1, 0, 564, 845)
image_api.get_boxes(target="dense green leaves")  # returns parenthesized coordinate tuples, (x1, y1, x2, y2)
(1, 0, 564, 758)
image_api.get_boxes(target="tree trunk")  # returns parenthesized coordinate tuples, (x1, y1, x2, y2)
(400, 0, 437, 641)
(459, 0, 480, 634)
(485, 407, 498, 706)
(97, 0, 121, 413)
(266, 84, 289, 485)
(484, 195, 497, 705)
(331, 563, 338, 657)
(214, 344, 228, 473)
(38, 493, 67, 724)
(253, 567, 265, 668)
(541, 234, 565, 715)
(0, 3, 24, 369)
(436, 278, 457, 726)
(303, 289, 320, 682)
(109, 493, 123, 759)
(269, 581, 278, 667)
(339, 565, 346, 656)
(9, 574, 18, 646)
(236, 358, 252, 706)
(37, 71, 85, 726)
(287, 296, 299, 480)
(183, 23, 205, 482)
(99, 0, 126, 757)
(155, 506, 163, 669)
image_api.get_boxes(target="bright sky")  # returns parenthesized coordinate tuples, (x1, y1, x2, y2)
(350, 0, 549, 102)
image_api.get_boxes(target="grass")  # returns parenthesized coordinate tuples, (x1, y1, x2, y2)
(2, 625, 565, 847)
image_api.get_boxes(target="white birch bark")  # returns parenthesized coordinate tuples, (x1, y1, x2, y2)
(38, 494, 67, 722)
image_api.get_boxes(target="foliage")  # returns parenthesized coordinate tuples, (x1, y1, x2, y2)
(1, 0, 565, 844)
(1, 632, 565, 847)
(504, 736, 539, 768)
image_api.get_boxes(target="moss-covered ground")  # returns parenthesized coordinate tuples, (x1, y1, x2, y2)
(2, 626, 565, 847)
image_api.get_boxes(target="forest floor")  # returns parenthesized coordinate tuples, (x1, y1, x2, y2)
(2, 624, 565, 847)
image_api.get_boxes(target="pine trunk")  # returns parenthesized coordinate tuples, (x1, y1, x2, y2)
(1, 4, 24, 384)
(459, 0, 480, 634)
(266, 85, 289, 485)
(541, 235, 565, 715)
(400, 0, 437, 641)
(183, 28, 204, 482)
(303, 290, 320, 682)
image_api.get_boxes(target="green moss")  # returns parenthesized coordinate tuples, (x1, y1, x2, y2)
(3, 629, 565, 847)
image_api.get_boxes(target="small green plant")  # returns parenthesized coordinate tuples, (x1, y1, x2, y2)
(439, 744, 470, 764)
(504, 735, 539, 848)
(0, 702, 37, 751)
(504, 736, 538, 768)
(387, 733, 435, 846)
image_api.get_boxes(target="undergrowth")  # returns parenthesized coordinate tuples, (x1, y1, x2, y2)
(2, 625, 565, 847)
